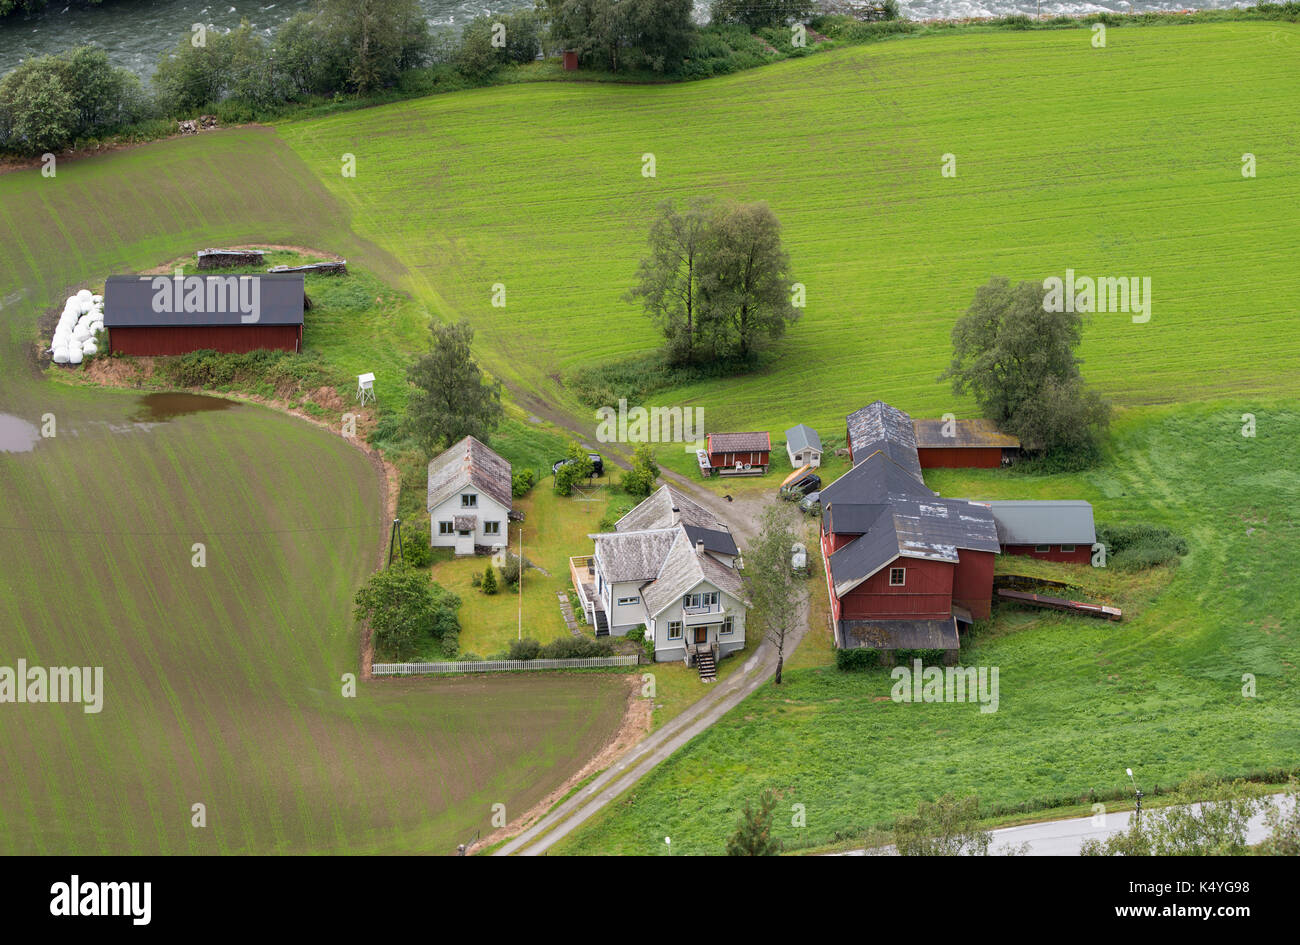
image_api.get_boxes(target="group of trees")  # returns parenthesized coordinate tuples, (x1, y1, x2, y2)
(628, 198, 801, 366)
(0, 46, 149, 153)
(353, 563, 460, 659)
(544, 0, 695, 73)
(943, 276, 1112, 467)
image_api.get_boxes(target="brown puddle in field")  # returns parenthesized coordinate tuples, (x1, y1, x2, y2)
(129, 392, 239, 423)
(0, 414, 41, 453)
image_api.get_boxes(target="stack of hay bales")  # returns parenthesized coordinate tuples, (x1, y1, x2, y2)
(51, 289, 104, 365)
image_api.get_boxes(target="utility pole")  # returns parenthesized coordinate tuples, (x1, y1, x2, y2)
(387, 518, 404, 566)
(517, 522, 523, 640)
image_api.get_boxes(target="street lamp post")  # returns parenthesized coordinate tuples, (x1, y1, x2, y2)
(1126, 767, 1144, 826)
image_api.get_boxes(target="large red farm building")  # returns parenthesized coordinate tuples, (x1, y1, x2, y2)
(822, 401, 1095, 660)
(103, 273, 305, 356)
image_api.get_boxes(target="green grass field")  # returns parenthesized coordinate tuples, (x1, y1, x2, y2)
(0, 132, 625, 855)
(277, 22, 1300, 448)
(2, 19, 1298, 854)
(554, 402, 1300, 854)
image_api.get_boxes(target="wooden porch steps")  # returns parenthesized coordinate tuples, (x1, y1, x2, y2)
(593, 608, 609, 637)
(696, 650, 717, 682)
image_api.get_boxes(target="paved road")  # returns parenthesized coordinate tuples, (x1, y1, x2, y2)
(494, 474, 807, 856)
(837, 794, 1293, 856)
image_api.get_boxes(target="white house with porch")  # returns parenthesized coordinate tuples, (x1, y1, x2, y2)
(570, 485, 747, 680)
(427, 435, 512, 556)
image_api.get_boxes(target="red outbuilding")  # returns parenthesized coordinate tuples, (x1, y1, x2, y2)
(704, 432, 771, 476)
(912, 417, 1020, 469)
(104, 273, 304, 356)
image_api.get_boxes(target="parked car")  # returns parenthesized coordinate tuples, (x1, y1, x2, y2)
(799, 491, 822, 516)
(781, 473, 821, 500)
(552, 453, 604, 477)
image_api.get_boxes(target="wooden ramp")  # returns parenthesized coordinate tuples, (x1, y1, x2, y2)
(997, 588, 1122, 621)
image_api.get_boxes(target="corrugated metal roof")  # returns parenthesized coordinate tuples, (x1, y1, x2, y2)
(784, 424, 821, 453)
(980, 500, 1096, 545)
(913, 418, 1020, 449)
(427, 436, 513, 513)
(103, 273, 304, 327)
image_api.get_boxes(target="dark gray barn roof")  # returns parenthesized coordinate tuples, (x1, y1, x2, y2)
(104, 273, 305, 328)
(682, 524, 740, 558)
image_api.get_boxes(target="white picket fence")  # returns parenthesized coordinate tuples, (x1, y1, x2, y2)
(372, 655, 638, 676)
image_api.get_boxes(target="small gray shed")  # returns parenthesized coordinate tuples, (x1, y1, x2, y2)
(784, 424, 822, 468)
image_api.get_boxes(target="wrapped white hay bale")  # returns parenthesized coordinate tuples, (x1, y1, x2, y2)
(52, 347, 70, 364)
(91, 294, 103, 305)
(68, 347, 83, 365)
(77, 289, 92, 300)
(82, 340, 97, 356)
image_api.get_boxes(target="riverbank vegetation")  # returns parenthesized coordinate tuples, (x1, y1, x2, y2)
(6, 2, 1300, 158)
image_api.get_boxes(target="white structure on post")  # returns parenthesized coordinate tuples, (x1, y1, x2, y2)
(357, 372, 375, 405)
(427, 436, 512, 556)
(569, 485, 748, 679)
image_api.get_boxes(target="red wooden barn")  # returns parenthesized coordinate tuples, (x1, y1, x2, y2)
(705, 432, 771, 476)
(820, 400, 1096, 660)
(103, 273, 305, 356)
(912, 417, 1020, 469)
(983, 500, 1096, 564)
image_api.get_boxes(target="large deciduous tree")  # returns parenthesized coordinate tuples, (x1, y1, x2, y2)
(942, 276, 1110, 465)
(625, 198, 715, 362)
(353, 563, 461, 659)
(405, 319, 504, 456)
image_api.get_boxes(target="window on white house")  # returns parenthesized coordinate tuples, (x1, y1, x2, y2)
(617, 596, 640, 607)
(683, 591, 719, 609)
(889, 567, 906, 586)
(1060, 544, 1076, 552)
(668, 621, 683, 640)
(1035, 545, 1051, 553)
(438, 521, 454, 535)
(461, 494, 477, 508)
(721, 617, 734, 636)
(484, 521, 500, 535)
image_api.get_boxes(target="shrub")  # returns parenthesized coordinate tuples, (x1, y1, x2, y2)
(507, 637, 542, 661)
(512, 468, 537, 498)
(1096, 522, 1188, 571)
(481, 565, 499, 594)
(400, 532, 433, 568)
(538, 636, 614, 659)
(893, 648, 948, 666)
(835, 648, 879, 671)
(499, 551, 524, 588)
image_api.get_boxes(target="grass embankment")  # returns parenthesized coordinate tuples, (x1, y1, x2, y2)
(553, 403, 1300, 854)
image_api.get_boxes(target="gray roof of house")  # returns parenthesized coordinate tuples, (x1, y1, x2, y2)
(846, 401, 923, 480)
(682, 524, 740, 558)
(427, 436, 512, 512)
(981, 500, 1096, 545)
(103, 273, 304, 327)
(592, 529, 680, 583)
(615, 484, 721, 533)
(784, 424, 822, 453)
(454, 514, 477, 531)
(642, 530, 747, 618)
(841, 618, 960, 651)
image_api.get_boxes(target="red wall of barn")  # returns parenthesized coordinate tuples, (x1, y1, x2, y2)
(952, 549, 995, 619)
(707, 450, 770, 468)
(821, 527, 842, 626)
(108, 325, 301, 356)
(1003, 544, 1092, 564)
(917, 446, 1004, 469)
(838, 556, 952, 620)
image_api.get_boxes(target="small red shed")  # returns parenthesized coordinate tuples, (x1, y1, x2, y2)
(562, 50, 579, 71)
(705, 432, 771, 476)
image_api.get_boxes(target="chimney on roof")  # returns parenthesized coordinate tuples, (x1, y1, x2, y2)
(671, 506, 680, 525)
(696, 539, 705, 556)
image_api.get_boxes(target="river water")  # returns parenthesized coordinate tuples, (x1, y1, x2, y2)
(0, 0, 1254, 81)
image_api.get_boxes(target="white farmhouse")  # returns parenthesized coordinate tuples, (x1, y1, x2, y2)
(427, 436, 512, 556)
(569, 485, 747, 680)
